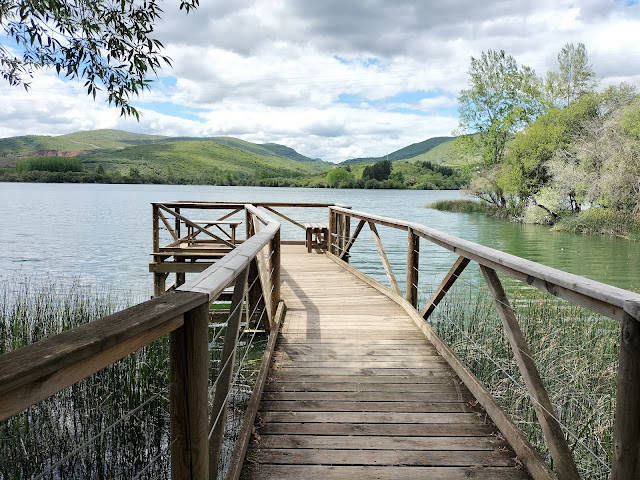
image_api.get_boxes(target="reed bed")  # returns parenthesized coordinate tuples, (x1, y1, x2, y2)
(0, 276, 266, 479)
(426, 271, 618, 480)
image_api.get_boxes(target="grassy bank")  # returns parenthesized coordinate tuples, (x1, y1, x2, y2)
(552, 209, 640, 241)
(428, 200, 640, 240)
(426, 277, 618, 479)
(426, 199, 509, 217)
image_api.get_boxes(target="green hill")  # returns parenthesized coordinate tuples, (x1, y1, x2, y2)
(0, 129, 167, 158)
(341, 136, 454, 165)
(76, 140, 328, 178)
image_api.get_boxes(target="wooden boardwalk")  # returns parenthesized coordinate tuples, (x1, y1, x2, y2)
(243, 246, 528, 479)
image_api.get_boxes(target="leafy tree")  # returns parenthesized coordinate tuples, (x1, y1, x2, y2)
(497, 93, 600, 209)
(457, 49, 544, 168)
(0, 1, 198, 117)
(326, 167, 354, 188)
(95, 163, 104, 174)
(545, 43, 597, 106)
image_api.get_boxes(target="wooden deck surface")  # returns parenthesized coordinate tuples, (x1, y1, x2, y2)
(242, 245, 529, 479)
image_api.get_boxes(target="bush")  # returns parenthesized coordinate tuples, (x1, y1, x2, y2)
(553, 208, 640, 240)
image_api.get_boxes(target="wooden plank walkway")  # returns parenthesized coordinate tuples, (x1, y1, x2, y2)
(242, 245, 529, 479)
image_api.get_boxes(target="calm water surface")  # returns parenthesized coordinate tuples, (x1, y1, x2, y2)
(1, 183, 638, 300)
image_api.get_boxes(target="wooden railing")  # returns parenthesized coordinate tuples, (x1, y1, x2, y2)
(0, 204, 284, 480)
(328, 205, 640, 480)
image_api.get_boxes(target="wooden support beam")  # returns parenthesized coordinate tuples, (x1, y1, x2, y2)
(611, 312, 640, 480)
(406, 228, 419, 308)
(480, 265, 579, 480)
(209, 268, 248, 478)
(264, 206, 306, 230)
(420, 256, 470, 319)
(157, 204, 235, 249)
(158, 209, 178, 240)
(367, 221, 400, 295)
(170, 300, 210, 480)
(149, 262, 214, 274)
(216, 207, 242, 222)
(339, 219, 365, 260)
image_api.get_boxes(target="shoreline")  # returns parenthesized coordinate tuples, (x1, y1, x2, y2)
(427, 199, 640, 241)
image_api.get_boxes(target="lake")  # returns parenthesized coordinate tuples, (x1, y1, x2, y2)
(1, 182, 638, 302)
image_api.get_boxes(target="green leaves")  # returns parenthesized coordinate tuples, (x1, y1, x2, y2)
(0, 0, 199, 118)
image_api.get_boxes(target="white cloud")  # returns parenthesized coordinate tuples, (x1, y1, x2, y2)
(2, 0, 639, 161)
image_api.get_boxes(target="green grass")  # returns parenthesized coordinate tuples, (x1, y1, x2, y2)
(553, 209, 640, 240)
(426, 199, 504, 215)
(428, 279, 618, 479)
(0, 276, 266, 478)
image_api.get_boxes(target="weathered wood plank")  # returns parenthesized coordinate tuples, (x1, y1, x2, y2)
(252, 448, 516, 466)
(260, 400, 470, 413)
(243, 465, 528, 480)
(258, 434, 505, 450)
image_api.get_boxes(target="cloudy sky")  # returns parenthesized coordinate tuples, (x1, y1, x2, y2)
(1, 0, 639, 162)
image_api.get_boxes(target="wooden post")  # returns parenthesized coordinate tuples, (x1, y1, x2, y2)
(175, 207, 185, 287)
(270, 228, 281, 327)
(247, 258, 262, 328)
(209, 269, 248, 478)
(343, 214, 351, 263)
(480, 265, 579, 480)
(245, 208, 252, 240)
(328, 209, 335, 255)
(406, 227, 419, 308)
(170, 300, 209, 480)
(153, 272, 168, 298)
(611, 312, 640, 480)
(152, 204, 160, 254)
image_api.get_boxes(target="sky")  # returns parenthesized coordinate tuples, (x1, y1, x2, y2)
(1, 0, 640, 162)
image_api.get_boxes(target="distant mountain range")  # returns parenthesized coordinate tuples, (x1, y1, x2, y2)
(0, 129, 462, 184)
(340, 136, 455, 165)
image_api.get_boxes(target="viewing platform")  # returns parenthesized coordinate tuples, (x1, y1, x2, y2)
(1, 201, 639, 479)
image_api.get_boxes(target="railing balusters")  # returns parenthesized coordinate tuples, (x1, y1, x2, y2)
(480, 265, 579, 480)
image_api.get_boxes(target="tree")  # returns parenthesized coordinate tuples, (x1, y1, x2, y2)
(362, 160, 392, 181)
(458, 49, 544, 167)
(326, 167, 354, 188)
(0, 1, 198, 118)
(545, 43, 596, 106)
